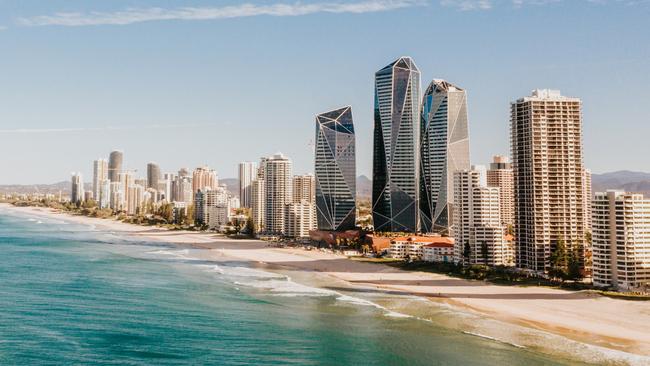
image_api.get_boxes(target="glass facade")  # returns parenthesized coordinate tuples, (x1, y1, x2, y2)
(419, 80, 470, 234)
(315, 107, 356, 231)
(372, 57, 421, 232)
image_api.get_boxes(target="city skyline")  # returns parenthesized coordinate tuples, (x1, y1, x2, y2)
(1, 1, 649, 184)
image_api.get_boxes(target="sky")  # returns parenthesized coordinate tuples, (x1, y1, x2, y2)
(0, 0, 648, 184)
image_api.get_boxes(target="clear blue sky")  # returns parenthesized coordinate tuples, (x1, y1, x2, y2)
(0, 0, 648, 184)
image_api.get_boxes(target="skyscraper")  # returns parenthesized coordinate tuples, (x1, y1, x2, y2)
(592, 191, 650, 291)
(511, 89, 587, 272)
(238, 162, 258, 208)
(108, 150, 123, 183)
(71, 173, 84, 204)
(251, 179, 265, 233)
(147, 162, 161, 190)
(264, 153, 292, 234)
(93, 159, 108, 203)
(487, 155, 514, 227)
(372, 56, 421, 233)
(315, 106, 357, 231)
(583, 168, 593, 234)
(419, 79, 470, 234)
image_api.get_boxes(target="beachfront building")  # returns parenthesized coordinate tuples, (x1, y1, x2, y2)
(422, 242, 455, 263)
(592, 191, 650, 291)
(419, 79, 470, 234)
(453, 167, 510, 266)
(584, 168, 593, 234)
(372, 56, 421, 233)
(315, 106, 357, 232)
(93, 159, 108, 203)
(108, 150, 123, 183)
(71, 173, 84, 204)
(264, 153, 292, 234)
(388, 236, 454, 261)
(284, 201, 317, 239)
(238, 162, 258, 208)
(511, 89, 588, 273)
(487, 155, 514, 227)
(251, 179, 265, 233)
(126, 184, 144, 215)
(292, 174, 315, 204)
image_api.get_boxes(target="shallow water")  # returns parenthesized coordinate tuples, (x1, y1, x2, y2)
(0, 209, 642, 365)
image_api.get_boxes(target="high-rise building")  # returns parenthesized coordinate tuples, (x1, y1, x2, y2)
(108, 150, 123, 183)
(147, 163, 161, 190)
(172, 175, 193, 205)
(238, 162, 258, 208)
(192, 166, 218, 193)
(109, 181, 123, 211)
(99, 179, 111, 209)
(284, 202, 317, 239)
(126, 184, 145, 215)
(71, 173, 84, 204)
(292, 174, 315, 204)
(93, 159, 108, 202)
(592, 191, 650, 291)
(511, 89, 587, 272)
(453, 167, 511, 266)
(419, 79, 470, 234)
(315, 106, 357, 231)
(372, 56, 421, 233)
(251, 179, 265, 233)
(583, 168, 593, 234)
(487, 155, 514, 227)
(160, 173, 174, 201)
(264, 153, 292, 234)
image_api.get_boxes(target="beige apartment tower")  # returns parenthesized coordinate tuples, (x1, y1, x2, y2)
(292, 174, 315, 204)
(592, 191, 650, 291)
(264, 153, 292, 234)
(486, 155, 514, 227)
(511, 89, 587, 273)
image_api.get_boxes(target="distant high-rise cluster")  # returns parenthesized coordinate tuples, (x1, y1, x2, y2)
(238, 162, 257, 208)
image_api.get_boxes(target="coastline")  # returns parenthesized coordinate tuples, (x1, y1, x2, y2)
(2, 203, 649, 361)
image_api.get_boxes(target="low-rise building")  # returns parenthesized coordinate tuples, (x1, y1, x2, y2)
(388, 236, 454, 261)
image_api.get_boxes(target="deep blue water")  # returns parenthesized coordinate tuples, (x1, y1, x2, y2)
(0, 209, 623, 365)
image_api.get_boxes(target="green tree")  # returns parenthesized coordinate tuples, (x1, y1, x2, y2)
(567, 244, 583, 281)
(549, 238, 568, 280)
(463, 241, 471, 264)
(481, 241, 489, 265)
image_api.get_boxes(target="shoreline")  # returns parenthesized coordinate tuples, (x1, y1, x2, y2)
(2, 203, 649, 360)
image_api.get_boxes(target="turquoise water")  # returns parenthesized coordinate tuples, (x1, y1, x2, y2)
(0, 209, 628, 365)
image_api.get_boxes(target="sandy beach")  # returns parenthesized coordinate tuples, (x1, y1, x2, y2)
(4, 204, 650, 360)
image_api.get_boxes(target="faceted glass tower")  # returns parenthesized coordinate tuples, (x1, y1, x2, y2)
(419, 80, 470, 233)
(372, 56, 421, 232)
(315, 106, 357, 231)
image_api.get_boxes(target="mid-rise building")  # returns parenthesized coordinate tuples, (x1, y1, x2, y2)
(238, 162, 258, 208)
(420, 79, 470, 234)
(292, 174, 315, 204)
(372, 56, 421, 233)
(264, 153, 292, 234)
(99, 179, 111, 209)
(93, 159, 108, 203)
(583, 168, 593, 234)
(592, 191, 650, 291)
(315, 106, 357, 231)
(487, 155, 514, 227)
(108, 150, 123, 182)
(147, 162, 161, 190)
(511, 89, 587, 272)
(126, 184, 145, 215)
(284, 201, 317, 239)
(453, 167, 510, 266)
(71, 173, 84, 204)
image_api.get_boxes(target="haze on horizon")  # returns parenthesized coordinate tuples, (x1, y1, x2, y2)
(0, 0, 648, 184)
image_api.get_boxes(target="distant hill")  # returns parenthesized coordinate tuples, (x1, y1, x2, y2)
(357, 175, 372, 200)
(220, 178, 239, 197)
(592, 171, 650, 196)
(0, 181, 88, 195)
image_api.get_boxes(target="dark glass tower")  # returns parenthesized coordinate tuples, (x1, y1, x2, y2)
(108, 150, 123, 183)
(315, 106, 356, 231)
(372, 56, 421, 232)
(419, 80, 470, 234)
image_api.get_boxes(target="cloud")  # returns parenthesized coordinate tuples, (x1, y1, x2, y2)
(17, 0, 424, 27)
(0, 123, 223, 134)
(440, 0, 493, 10)
(0, 26, 7, 31)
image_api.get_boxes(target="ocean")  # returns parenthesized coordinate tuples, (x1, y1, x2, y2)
(0, 208, 642, 365)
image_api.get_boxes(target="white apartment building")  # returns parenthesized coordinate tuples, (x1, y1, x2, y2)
(422, 243, 455, 263)
(453, 167, 511, 266)
(592, 191, 650, 291)
(284, 201, 316, 238)
(264, 153, 292, 234)
(93, 159, 108, 204)
(292, 174, 315, 204)
(389, 236, 454, 261)
(486, 155, 514, 227)
(238, 162, 257, 208)
(251, 179, 265, 233)
(71, 173, 84, 204)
